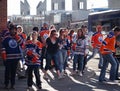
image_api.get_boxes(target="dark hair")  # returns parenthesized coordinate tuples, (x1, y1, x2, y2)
(33, 27, 39, 32)
(69, 29, 74, 34)
(77, 28, 85, 39)
(9, 24, 17, 31)
(50, 30, 57, 37)
(81, 25, 87, 28)
(59, 28, 64, 35)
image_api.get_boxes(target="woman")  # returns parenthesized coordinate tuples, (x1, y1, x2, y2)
(58, 28, 71, 76)
(44, 30, 61, 79)
(25, 31, 42, 89)
(72, 28, 89, 76)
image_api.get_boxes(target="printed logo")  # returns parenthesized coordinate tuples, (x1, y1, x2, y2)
(9, 39, 17, 48)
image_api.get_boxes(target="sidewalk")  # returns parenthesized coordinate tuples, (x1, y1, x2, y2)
(1, 53, 119, 91)
(0, 59, 96, 91)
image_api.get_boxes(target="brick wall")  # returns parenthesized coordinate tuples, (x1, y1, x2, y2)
(0, 0, 7, 61)
(0, 0, 7, 31)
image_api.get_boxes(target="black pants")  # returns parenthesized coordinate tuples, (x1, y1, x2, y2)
(27, 65, 41, 87)
(41, 46, 47, 70)
(4, 59, 19, 87)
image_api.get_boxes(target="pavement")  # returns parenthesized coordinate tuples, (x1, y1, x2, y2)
(0, 54, 120, 91)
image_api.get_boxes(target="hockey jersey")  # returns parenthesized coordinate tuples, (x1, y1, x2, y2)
(1, 34, 23, 60)
(91, 32, 103, 49)
(100, 31, 116, 55)
(25, 40, 43, 65)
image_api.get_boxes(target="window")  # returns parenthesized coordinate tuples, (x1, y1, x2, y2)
(54, 3, 58, 10)
(52, 3, 58, 10)
(79, 2, 84, 9)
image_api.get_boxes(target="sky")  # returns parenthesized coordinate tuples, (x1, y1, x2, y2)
(8, 0, 108, 16)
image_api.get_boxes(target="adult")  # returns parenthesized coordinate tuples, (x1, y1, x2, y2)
(43, 30, 61, 79)
(87, 25, 103, 69)
(1, 25, 23, 89)
(99, 27, 120, 82)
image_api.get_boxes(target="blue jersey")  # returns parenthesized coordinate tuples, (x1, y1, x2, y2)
(1, 36, 22, 60)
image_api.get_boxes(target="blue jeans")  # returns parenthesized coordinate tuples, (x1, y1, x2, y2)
(99, 53, 117, 81)
(73, 54, 84, 71)
(45, 52, 60, 71)
(58, 49, 68, 72)
(87, 48, 103, 68)
(114, 57, 119, 79)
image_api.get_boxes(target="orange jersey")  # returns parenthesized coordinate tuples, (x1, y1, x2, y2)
(21, 33, 27, 39)
(39, 30, 50, 40)
(91, 32, 103, 49)
(100, 32, 116, 55)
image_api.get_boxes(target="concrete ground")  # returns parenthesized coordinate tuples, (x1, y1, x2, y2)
(0, 54, 120, 91)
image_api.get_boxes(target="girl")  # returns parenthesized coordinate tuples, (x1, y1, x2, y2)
(72, 28, 89, 76)
(25, 31, 42, 89)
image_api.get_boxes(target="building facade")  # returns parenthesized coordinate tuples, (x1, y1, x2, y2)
(72, 0, 87, 10)
(37, 0, 46, 15)
(108, 0, 120, 9)
(51, 0, 65, 10)
(20, 0, 30, 15)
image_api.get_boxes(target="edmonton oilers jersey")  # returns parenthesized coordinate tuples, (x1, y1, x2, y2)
(2, 36, 22, 60)
(25, 40, 42, 65)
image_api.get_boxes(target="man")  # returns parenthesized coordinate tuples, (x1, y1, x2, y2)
(99, 26, 120, 82)
(87, 25, 103, 69)
(1, 25, 23, 89)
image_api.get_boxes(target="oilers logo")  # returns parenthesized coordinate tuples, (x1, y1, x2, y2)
(98, 36, 103, 42)
(76, 39, 82, 46)
(9, 39, 17, 48)
(43, 33, 49, 40)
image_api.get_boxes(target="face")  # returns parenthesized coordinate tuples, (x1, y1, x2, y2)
(17, 27, 22, 34)
(32, 32, 38, 40)
(82, 28, 88, 35)
(77, 30, 82, 37)
(10, 28, 17, 36)
(116, 41, 120, 46)
(96, 25, 102, 32)
(53, 32, 58, 38)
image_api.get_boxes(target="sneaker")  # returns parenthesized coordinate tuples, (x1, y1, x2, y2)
(79, 72, 83, 76)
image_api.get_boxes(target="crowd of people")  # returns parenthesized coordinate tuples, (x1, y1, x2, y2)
(0, 21, 120, 90)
